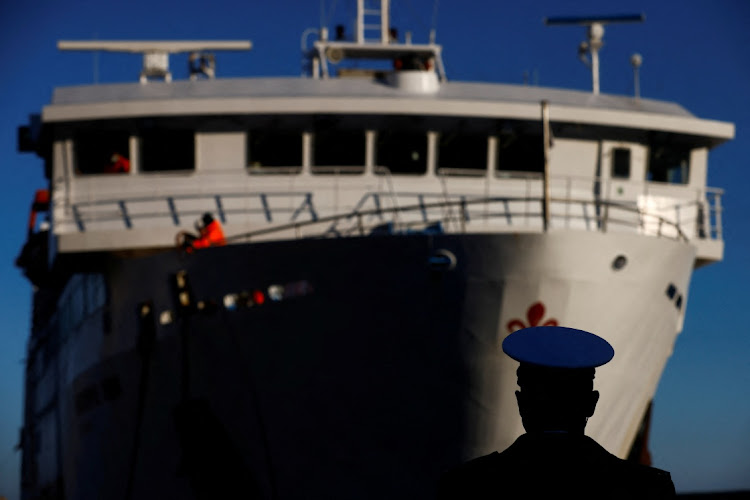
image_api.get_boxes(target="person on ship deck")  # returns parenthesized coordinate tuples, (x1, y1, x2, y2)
(104, 152, 130, 173)
(177, 212, 226, 252)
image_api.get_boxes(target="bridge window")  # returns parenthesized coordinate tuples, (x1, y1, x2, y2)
(140, 129, 194, 172)
(247, 129, 302, 174)
(74, 131, 130, 175)
(496, 133, 543, 176)
(437, 133, 487, 176)
(375, 130, 427, 175)
(647, 147, 690, 184)
(612, 148, 631, 179)
(313, 128, 365, 174)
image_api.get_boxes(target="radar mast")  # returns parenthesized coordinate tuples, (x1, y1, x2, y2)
(58, 40, 252, 83)
(544, 14, 644, 95)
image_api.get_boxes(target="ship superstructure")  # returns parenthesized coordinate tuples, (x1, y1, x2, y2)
(16, 2, 734, 499)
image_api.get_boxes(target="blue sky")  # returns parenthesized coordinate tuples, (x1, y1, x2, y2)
(1, 1, 749, 498)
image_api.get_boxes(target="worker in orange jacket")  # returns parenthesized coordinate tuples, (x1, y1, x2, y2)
(192, 213, 226, 249)
(177, 212, 226, 252)
(105, 153, 130, 173)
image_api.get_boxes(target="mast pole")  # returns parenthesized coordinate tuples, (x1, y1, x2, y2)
(381, 0, 390, 44)
(588, 23, 604, 95)
(357, 0, 365, 43)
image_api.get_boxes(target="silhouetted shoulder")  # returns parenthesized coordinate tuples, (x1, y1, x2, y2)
(435, 434, 676, 499)
(610, 459, 675, 498)
(568, 435, 676, 498)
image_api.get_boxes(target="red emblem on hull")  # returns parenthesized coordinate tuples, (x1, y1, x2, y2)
(507, 301, 558, 333)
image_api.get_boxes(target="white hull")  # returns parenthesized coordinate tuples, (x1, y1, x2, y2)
(23, 229, 695, 499)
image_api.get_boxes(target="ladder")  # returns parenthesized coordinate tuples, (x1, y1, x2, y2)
(356, 0, 390, 44)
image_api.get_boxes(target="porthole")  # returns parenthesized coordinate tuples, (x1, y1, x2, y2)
(612, 255, 627, 271)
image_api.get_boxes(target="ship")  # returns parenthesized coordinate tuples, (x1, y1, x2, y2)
(14, 2, 735, 499)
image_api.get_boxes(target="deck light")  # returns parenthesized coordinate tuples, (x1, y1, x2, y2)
(268, 285, 284, 301)
(159, 310, 174, 325)
(224, 294, 238, 310)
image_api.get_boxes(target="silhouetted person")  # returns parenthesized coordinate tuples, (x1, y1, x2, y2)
(437, 326, 676, 499)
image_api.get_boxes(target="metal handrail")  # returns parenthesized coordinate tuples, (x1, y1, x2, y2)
(69, 191, 314, 230)
(436, 167, 486, 177)
(65, 169, 724, 243)
(247, 166, 302, 175)
(310, 165, 367, 175)
(67, 189, 701, 244)
(225, 195, 690, 243)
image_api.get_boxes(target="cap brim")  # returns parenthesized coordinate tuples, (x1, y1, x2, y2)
(502, 326, 614, 369)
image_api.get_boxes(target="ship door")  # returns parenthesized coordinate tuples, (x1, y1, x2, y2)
(600, 142, 646, 230)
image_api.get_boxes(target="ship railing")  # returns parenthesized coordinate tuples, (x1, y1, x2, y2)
(61, 168, 722, 245)
(64, 189, 707, 244)
(64, 189, 690, 243)
(434, 169, 723, 242)
(68, 191, 317, 232)
(247, 166, 303, 175)
(311, 166, 368, 175)
(226, 195, 690, 243)
(436, 168, 487, 177)
(701, 186, 723, 240)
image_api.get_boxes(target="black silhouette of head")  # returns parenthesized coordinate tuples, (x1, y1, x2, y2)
(503, 326, 614, 434)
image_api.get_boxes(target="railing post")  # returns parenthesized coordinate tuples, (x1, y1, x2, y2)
(565, 177, 571, 228)
(63, 139, 73, 217)
(460, 197, 467, 233)
(638, 208, 644, 233)
(714, 190, 723, 240)
(72, 205, 85, 232)
(365, 130, 376, 176)
(260, 193, 272, 222)
(541, 100, 551, 232)
(487, 135, 497, 221)
(695, 188, 705, 239)
(418, 194, 427, 222)
(118, 201, 132, 229)
(601, 178, 609, 233)
(302, 131, 312, 175)
(167, 197, 180, 226)
(334, 167, 340, 215)
(525, 179, 531, 227)
(214, 195, 226, 223)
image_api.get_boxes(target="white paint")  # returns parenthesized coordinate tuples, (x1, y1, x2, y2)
(196, 131, 245, 172)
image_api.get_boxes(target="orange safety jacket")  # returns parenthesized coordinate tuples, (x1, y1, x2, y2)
(192, 220, 226, 249)
(105, 155, 130, 173)
(27, 189, 50, 236)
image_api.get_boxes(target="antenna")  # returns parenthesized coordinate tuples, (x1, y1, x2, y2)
(630, 53, 642, 100)
(307, 0, 446, 82)
(544, 14, 644, 95)
(58, 40, 252, 83)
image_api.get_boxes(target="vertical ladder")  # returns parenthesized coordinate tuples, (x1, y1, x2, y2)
(356, 0, 390, 44)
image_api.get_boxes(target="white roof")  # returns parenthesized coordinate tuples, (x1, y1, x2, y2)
(43, 77, 735, 145)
